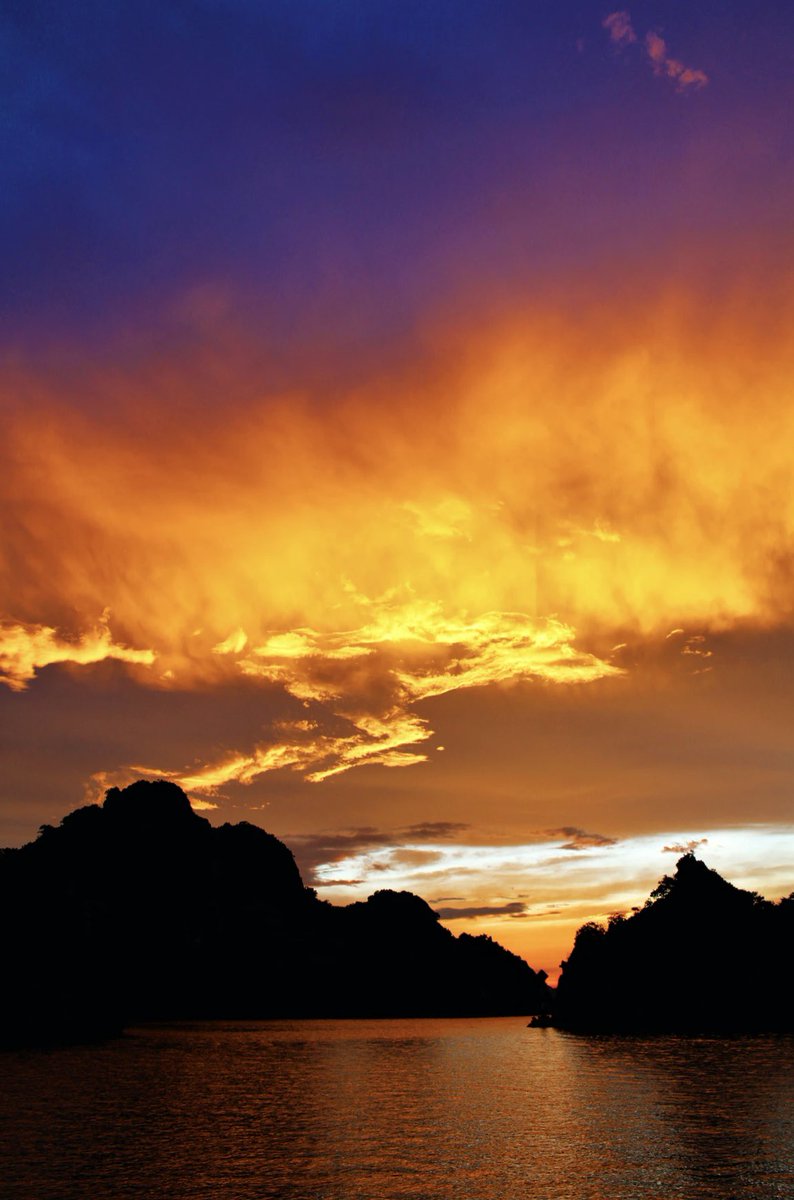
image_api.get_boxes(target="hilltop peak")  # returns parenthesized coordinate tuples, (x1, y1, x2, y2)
(553, 856, 789, 1033)
(103, 779, 201, 826)
(1, 782, 550, 1044)
(647, 853, 759, 913)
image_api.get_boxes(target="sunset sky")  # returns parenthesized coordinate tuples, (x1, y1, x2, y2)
(2, 1, 793, 977)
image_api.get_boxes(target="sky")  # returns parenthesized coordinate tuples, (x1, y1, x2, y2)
(2, 1, 794, 978)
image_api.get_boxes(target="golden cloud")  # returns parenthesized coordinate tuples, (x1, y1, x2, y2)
(0, 615, 154, 692)
(2, 281, 793, 787)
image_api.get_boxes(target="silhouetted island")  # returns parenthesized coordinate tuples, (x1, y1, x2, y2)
(552, 853, 794, 1034)
(0, 781, 551, 1046)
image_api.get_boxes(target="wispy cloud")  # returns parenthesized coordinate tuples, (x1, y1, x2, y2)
(289, 820, 470, 883)
(544, 826, 618, 851)
(603, 11, 636, 49)
(0, 615, 155, 692)
(603, 11, 708, 92)
(127, 605, 618, 794)
(662, 837, 708, 854)
(645, 30, 709, 92)
(434, 901, 527, 920)
(313, 827, 794, 932)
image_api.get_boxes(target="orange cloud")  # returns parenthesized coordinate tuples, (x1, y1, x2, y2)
(604, 11, 708, 92)
(1, 279, 793, 790)
(603, 11, 636, 49)
(645, 30, 709, 92)
(0, 615, 154, 692)
(128, 609, 615, 794)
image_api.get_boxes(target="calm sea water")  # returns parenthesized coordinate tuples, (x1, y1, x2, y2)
(2, 1019, 793, 1200)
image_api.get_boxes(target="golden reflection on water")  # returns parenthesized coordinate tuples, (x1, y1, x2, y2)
(2, 1020, 793, 1199)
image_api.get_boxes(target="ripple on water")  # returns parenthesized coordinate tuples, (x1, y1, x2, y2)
(1, 1020, 793, 1200)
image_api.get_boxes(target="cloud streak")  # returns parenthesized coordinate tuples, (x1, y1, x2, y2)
(603, 11, 708, 92)
(544, 826, 618, 851)
(165, 606, 616, 792)
(434, 901, 528, 920)
(0, 615, 155, 692)
(645, 30, 708, 92)
(311, 825, 794, 976)
(662, 837, 708, 854)
(288, 820, 469, 883)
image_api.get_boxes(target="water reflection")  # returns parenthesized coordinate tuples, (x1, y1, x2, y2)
(1, 1021, 792, 1199)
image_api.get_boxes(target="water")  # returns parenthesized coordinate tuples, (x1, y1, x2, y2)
(2, 1019, 793, 1200)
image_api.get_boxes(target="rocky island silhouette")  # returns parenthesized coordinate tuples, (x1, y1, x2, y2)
(0, 781, 551, 1046)
(3, 781, 791, 1046)
(552, 851, 794, 1034)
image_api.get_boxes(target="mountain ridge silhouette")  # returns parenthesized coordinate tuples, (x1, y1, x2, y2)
(552, 851, 794, 1033)
(0, 780, 550, 1046)
(5, 782, 791, 1045)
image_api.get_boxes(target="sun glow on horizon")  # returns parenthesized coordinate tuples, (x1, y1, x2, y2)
(308, 824, 794, 979)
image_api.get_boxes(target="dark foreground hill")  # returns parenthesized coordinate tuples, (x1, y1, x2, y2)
(552, 853, 794, 1033)
(0, 781, 550, 1046)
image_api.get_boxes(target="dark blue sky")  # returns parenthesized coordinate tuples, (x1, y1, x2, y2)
(3, 1, 792, 351)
